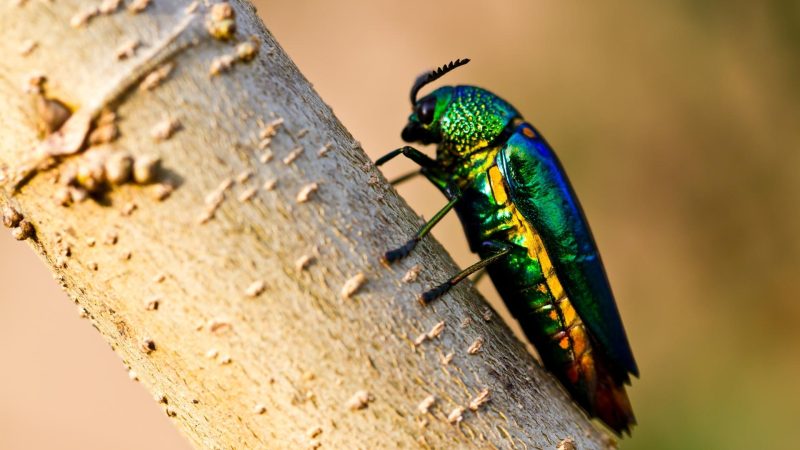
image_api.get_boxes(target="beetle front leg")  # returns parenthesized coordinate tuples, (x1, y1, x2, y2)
(382, 183, 462, 265)
(388, 170, 422, 186)
(376, 145, 448, 190)
(419, 241, 512, 305)
(376, 146, 438, 169)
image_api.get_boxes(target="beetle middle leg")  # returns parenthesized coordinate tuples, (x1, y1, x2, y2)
(376, 145, 454, 264)
(418, 241, 512, 305)
(381, 182, 463, 265)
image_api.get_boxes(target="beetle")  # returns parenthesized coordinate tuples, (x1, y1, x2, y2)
(376, 59, 638, 435)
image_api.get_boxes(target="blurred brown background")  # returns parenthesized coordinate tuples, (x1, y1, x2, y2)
(2, 1, 799, 449)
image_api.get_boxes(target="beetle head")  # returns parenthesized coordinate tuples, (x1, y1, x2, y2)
(401, 86, 454, 145)
(401, 59, 469, 146)
(402, 59, 519, 156)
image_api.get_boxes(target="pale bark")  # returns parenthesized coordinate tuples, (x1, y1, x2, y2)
(0, 1, 612, 449)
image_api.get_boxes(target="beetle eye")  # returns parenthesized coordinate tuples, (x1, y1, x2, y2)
(416, 97, 436, 125)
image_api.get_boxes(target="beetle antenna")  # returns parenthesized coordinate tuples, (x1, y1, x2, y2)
(410, 58, 470, 104)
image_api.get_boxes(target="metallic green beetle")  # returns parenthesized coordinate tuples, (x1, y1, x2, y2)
(377, 59, 638, 435)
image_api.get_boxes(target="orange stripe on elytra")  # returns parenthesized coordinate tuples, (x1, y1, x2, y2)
(569, 323, 589, 357)
(485, 158, 596, 386)
(559, 299, 578, 328)
(487, 165, 508, 205)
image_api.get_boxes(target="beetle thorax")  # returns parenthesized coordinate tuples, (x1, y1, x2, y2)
(435, 86, 519, 165)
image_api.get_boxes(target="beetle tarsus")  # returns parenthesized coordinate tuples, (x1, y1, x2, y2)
(383, 239, 418, 264)
(420, 282, 451, 304)
(375, 149, 403, 166)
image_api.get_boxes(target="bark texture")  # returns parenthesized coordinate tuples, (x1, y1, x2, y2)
(0, 1, 613, 449)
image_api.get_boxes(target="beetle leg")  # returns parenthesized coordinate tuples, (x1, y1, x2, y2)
(376, 146, 447, 189)
(470, 269, 488, 285)
(419, 241, 511, 305)
(381, 182, 462, 265)
(388, 170, 422, 186)
(376, 146, 438, 169)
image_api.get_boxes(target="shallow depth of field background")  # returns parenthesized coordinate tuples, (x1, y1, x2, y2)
(1, 1, 799, 449)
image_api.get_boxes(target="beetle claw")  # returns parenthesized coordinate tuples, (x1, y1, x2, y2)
(382, 249, 403, 265)
(379, 254, 392, 268)
(416, 293, 428, 307)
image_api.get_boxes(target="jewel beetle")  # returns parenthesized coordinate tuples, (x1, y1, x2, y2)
(376, 59, 638, 435)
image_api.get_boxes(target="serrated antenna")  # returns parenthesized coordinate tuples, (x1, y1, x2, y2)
(409, 58, 470, 104)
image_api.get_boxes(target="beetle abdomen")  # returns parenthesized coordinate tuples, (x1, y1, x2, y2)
(500, 201, 636, 434)
(455, 151, 635, 434)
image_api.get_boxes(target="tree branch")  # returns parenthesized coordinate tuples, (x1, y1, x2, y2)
(0, 1, 612, 448)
